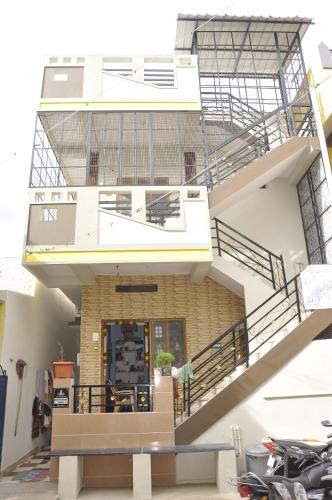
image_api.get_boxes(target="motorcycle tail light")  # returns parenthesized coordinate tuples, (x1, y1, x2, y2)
(238, 484, 252, 497)
(262, 441, 278, 454)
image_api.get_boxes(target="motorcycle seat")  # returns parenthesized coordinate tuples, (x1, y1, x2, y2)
(272, 439, 327, 455)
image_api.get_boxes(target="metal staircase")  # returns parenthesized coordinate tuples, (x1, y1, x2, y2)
(190, 102, 316, 191)
(175, 274, 306, 423)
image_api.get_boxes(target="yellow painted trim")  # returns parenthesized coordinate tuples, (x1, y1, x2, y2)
(39, 101, 201, 112)
(24, 248, 211, 264)
(40, 101, 199, 105)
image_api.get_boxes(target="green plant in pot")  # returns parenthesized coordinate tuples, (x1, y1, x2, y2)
(156, 351, 175, 376)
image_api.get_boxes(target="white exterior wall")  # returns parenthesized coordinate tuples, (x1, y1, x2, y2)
(177, 339, 332, 483)
(0, 283, 77, 471)
(40, 54, 201, 111)
(26, 185, 212, 254)
(218, 178, 308, 279)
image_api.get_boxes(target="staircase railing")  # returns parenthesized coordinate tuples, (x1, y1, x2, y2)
(212, 217, 286, 291)
(201, 91, 263, 129)
(177, 274, 305, 419)
(190, 103, 315, 191)
(73, 383, 154, 413)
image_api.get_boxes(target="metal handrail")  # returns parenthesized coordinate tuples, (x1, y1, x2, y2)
(212, 217, 287, 291)
(177, 274, 304, 418)
(207, 101, 313, 157)
(73, 383, 154, 414)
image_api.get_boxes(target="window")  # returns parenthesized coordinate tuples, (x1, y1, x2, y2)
(54, 74, 68, 82)
(151, 320, 185, 368)
(42, 208, 57, 221)
(88, 151, 99, 186)
(297, 156, 332, 264)
(184, 152, 197, 183)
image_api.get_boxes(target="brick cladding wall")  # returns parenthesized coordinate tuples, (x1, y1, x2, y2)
(80, 275, 245, 384)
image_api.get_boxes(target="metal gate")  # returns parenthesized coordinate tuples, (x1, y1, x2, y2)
(0, 365, 8, 467)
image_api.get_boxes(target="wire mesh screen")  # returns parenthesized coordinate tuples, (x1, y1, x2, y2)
(297, 155, 332, 265)
(30, 111, 206, 188)
(194, 29, 314, 138)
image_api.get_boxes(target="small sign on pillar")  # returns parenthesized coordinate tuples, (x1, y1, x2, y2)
(53, 388, 69, 408)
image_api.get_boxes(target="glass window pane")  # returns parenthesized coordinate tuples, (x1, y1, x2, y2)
(168, 320, 185, 368)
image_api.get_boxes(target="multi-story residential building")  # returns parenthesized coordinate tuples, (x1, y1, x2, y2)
(21, 14, 332, 495)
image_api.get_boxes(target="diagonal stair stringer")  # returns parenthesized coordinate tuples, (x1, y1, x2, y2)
(175, 308, 332, 444)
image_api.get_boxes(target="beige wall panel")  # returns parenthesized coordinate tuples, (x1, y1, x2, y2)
(42, 67, 84, 98)
(80, 275, 245, 384)
(27, 204, 76, 245)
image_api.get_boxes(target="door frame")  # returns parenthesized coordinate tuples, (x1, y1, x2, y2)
(100, 318, 187, 384)
(101, 319, 150, 386)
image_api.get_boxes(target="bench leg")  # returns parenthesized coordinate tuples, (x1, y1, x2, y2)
(58, 456, 83, 499)
(216, 449, 237, 496)
(133, 453, 152, 499)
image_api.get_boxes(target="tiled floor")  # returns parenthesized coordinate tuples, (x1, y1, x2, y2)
(0, 447, 50, 484)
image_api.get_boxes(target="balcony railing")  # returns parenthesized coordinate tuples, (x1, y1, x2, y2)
(73, 383, 154, 413)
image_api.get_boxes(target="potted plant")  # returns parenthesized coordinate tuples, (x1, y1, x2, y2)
(53, 343, 75, 379)
(156, 351, 175, 376)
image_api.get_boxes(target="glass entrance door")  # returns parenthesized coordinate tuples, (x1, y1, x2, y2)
(102, 320, 149, 385)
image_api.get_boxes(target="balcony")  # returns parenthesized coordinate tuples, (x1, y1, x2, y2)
(23, 185, 212, 287)
(30, 111, 207, 188)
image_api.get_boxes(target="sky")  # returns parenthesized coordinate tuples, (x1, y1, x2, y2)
(0, 0, 331, 257)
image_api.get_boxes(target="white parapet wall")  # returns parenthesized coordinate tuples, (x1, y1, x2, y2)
(39, 54, 201, 112)
(25, 185, 212, 258)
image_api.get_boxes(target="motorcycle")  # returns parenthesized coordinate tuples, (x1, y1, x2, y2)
(235, 456, 332, 499)
(263, 420, 332, 477)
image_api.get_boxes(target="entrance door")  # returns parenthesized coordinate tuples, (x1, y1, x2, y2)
(102, 320, 149, 385)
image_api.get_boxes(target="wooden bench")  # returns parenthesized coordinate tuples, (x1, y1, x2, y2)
(51, 443, 236, 499)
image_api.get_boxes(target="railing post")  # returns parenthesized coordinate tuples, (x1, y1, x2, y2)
(88, 386, 92, 413)
(280, 254, 288, 296)
(244, 318, 250, 368)
(294, 277, 302, 323)
(182, 383, 186, 416)
(269, 253, 276, 290)
(73, 385, 77, 414)
(134, 385, 138, 412)
(232, 329, 237, 368)
(187, 382, 191, 417)
(215, 218, 222, 256)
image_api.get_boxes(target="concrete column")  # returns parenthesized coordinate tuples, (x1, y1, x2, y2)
(216, 449, 237, 496)
(58, 455, 83, 499)
(133, 453, 152, 499)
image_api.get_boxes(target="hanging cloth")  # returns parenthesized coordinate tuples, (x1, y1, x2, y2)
(177, 361, 194, 384)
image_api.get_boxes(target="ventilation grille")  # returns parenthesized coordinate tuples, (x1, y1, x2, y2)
(144, 68, 174, 87)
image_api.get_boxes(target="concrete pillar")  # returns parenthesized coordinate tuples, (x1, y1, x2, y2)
(216, 449, 237, 496)
(58, 455, 83, 499)
(133, 453, 152, 499)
